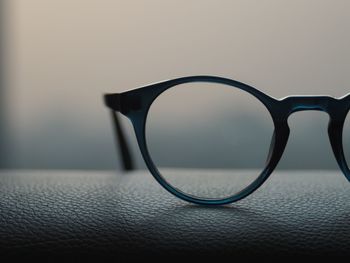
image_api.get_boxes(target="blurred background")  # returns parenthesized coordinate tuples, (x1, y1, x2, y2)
(1, 0, 350, 171)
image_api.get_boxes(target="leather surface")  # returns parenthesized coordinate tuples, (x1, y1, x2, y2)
(1, 169, 350, 259)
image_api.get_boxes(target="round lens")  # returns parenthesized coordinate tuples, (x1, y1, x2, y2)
(145, 82, 274, 200)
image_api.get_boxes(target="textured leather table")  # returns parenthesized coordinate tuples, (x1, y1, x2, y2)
(1, 170, 350, 259)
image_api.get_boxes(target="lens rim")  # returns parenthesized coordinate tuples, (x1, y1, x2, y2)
(121, 76, 288, 205)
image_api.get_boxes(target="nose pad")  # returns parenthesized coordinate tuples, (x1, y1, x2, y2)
(261, 122, 289, 173)
(265, 130, 276, 165)
(328, 119, 348, 173)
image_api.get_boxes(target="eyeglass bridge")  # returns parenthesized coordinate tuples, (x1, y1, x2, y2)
(281, 95, 340, 115)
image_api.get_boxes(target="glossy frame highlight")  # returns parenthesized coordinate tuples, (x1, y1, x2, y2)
(104, 76, 350, 205)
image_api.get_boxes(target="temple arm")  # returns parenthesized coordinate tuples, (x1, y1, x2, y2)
(110, 110, 134, 171)
(105, 92, 135, 171)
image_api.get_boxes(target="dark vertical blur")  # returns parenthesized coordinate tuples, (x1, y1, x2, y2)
(0, 0, 8, 168)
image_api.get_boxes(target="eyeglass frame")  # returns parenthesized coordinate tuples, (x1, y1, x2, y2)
(104, 75, 350, 205)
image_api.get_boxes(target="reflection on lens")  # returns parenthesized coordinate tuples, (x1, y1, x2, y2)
(145, 82, 274, 200)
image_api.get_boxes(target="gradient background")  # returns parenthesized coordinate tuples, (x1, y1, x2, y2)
(1, 0, 350, 170)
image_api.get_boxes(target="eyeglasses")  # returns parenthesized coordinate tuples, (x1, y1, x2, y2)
(104, 76, 350, 205)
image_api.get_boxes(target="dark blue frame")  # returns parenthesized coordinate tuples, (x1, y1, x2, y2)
(104, 75, 350, 205)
